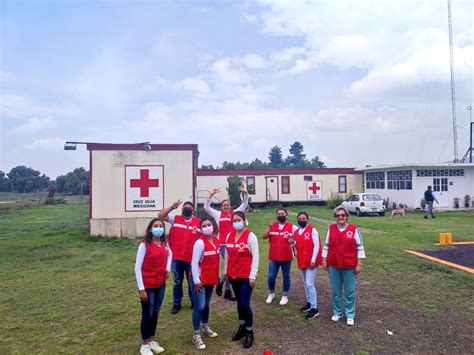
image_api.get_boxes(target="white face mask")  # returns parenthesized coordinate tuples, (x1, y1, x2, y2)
(233, 221, 244, 231)
(201, 226, 214, 236)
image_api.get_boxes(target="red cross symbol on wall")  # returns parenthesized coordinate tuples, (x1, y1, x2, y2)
(130, 169, 159, 197)
(308, 182, 321, 194)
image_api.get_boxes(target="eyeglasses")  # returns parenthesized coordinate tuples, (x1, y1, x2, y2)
(335, 214, 346, 217)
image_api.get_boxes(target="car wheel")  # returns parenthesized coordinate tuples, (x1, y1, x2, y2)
(356, 208, 363, 217)
(378, 212, 385, 216)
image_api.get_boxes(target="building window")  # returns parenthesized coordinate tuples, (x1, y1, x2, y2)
(387, 170, 412, 190)
(416, 169, 464, 177)
(304, 176, 312, 181)
(366, 172, 385, 189)
(441, 178, 448, 191)
(338, 175, 347, 193)
(281, 176, 290, 194)
(246, 176, 256, 195)
(433, 178, 440, 192)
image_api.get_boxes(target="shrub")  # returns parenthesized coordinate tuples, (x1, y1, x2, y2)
(226, 176, 245, 208)
(326, 191, 345, 209)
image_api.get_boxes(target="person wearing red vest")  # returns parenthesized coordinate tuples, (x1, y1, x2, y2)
(262, 208, 298, 306)
(225, 211, 259, 349)
(204, 186, 249, 301)
(294, 212, 322, 321)
(158, 200, 201, 315)
(322, 206, 366, 326)
(190, 218, 220, 350)
(134, 218, 172, 355)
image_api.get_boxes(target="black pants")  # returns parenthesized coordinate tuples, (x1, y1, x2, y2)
(229, 278, 253, 328)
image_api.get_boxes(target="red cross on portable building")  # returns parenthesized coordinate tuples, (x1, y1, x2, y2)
(308, 182, 321, 194)
(130, 169, 159, 197)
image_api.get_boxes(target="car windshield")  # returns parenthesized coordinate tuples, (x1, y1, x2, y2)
(362, 194, 382, 201)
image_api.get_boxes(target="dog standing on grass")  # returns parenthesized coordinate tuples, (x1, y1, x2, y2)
(390, 207, 408, 219)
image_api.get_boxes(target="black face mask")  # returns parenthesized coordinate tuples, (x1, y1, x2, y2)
(182, 207, 193, 217)
(297, 220, 307, 228)
(277, 215, 286, 223)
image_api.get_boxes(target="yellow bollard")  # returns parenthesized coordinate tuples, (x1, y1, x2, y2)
(439, 233, 447, 244)
(446, 233, 453, 244)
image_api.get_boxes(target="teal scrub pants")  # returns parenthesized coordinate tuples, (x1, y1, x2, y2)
(328, 266, 357, 319)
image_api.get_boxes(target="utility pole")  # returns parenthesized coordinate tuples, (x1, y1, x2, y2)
(447, 0, 458, 162)
(468, 105, 472, 163)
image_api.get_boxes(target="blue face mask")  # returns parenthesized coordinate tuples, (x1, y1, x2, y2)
(151, 227, 164, 237)
(233, 221, 244, 231)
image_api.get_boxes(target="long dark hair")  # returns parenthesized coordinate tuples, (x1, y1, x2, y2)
(144, 218, 167, 245)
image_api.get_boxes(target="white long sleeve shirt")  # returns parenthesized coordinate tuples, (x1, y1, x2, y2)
(203, 194, 249, 223)
(224, 231, 259, 280)
(191, 238, 221, 284)
(134, 242, 172, 291)
(321, 225, 366, 259)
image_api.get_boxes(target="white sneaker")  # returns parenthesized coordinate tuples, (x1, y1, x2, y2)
(265, 293, 275, 304)
(140, 344, 154, 355)
(331, 314, 342, 322)
(192, 334, 206, 350)
(279, 295, 289, 305)
(347, 318, 355, 326)
(201, 324, 218, 338)
(148, 341, 165, 353)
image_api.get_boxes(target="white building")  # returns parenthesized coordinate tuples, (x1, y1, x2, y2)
(88, 143, 198, 238)
(357, 163, 474, 209)
(197, 168, 362, 205)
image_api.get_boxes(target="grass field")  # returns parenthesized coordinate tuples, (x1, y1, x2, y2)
(0, 201, 473, 354)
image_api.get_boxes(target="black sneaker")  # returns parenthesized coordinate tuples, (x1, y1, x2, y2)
(243, 330, 254, 349)
(224, 289, 236, 301)
(232, 325, 246, 341)
(424, 216, 428, 219)
(216, 282, 223, 297)
(306, 308, 320, 320)
(171, 304, 181, 314)
(300, 302, 311, 312)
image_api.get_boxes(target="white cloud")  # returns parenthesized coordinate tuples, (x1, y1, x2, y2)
(9, 116, 55, 135)
(270, 46, 305, 65)
(241, 54, 266, 69)
(177, 77, 210, 95)
(25, 138, 64, 150)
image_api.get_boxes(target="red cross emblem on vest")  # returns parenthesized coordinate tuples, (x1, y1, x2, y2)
(237, 242, 247, 251)
(304, 232, 311, 239)
(130, 169, 159, 197)
(346, 231, 354, 238)
(308, 183, 321, 194)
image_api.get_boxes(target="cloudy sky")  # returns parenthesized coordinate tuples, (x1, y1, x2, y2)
(1, 0, 472, 178)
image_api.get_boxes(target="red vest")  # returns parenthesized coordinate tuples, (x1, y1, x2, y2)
(141, 241, 168, 288)
(198, 236, 220, 286)
(295, 225, 322, 269)
(218, 212, 233, 244)
(169, 215, 201, 262)
(268, 222, 294, 261)
(326, 224, 358, 268)
(226, 229, 252, 279)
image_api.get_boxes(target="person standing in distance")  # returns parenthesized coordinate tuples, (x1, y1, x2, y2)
(204, 186, 249, 301)
(135, 218, 171, 355)
(424, 185, 439, 219)
(159, 200, 201, 314)
(262, 208, 298, 305)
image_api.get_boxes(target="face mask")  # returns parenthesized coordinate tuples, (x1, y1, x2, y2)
(182, 207, 193, 217)
(233, 221, 244, 231)
(151, 227, 164, 237)
(201, 226, 213, 236)
(297, 220, 307, 228)
(277, 215, 286, 223)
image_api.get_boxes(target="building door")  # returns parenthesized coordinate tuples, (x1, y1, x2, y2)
(265, 176, 279, 203)
(432, 178, 449, 207)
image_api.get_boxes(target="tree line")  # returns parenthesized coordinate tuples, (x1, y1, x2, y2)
(200, 141, 326, 170)
(0, 166, 89, 195)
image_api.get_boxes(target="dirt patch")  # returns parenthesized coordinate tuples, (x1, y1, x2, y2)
(251, 270, 474, 354)
(422, 245, 474, 268)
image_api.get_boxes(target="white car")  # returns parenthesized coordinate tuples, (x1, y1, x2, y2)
(341, 193, 385, 216)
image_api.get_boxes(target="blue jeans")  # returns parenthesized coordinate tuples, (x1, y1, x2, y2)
(299, 267, 318, 309)
(140, 286, 166, 341)
(268, 260, 292, 295)
(328, 267, 357, 319)
(229, 278, 253, 329)
(171, 259, 194, 305)
(219, 244, 232, 290)
(192, 285, 214, 331)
